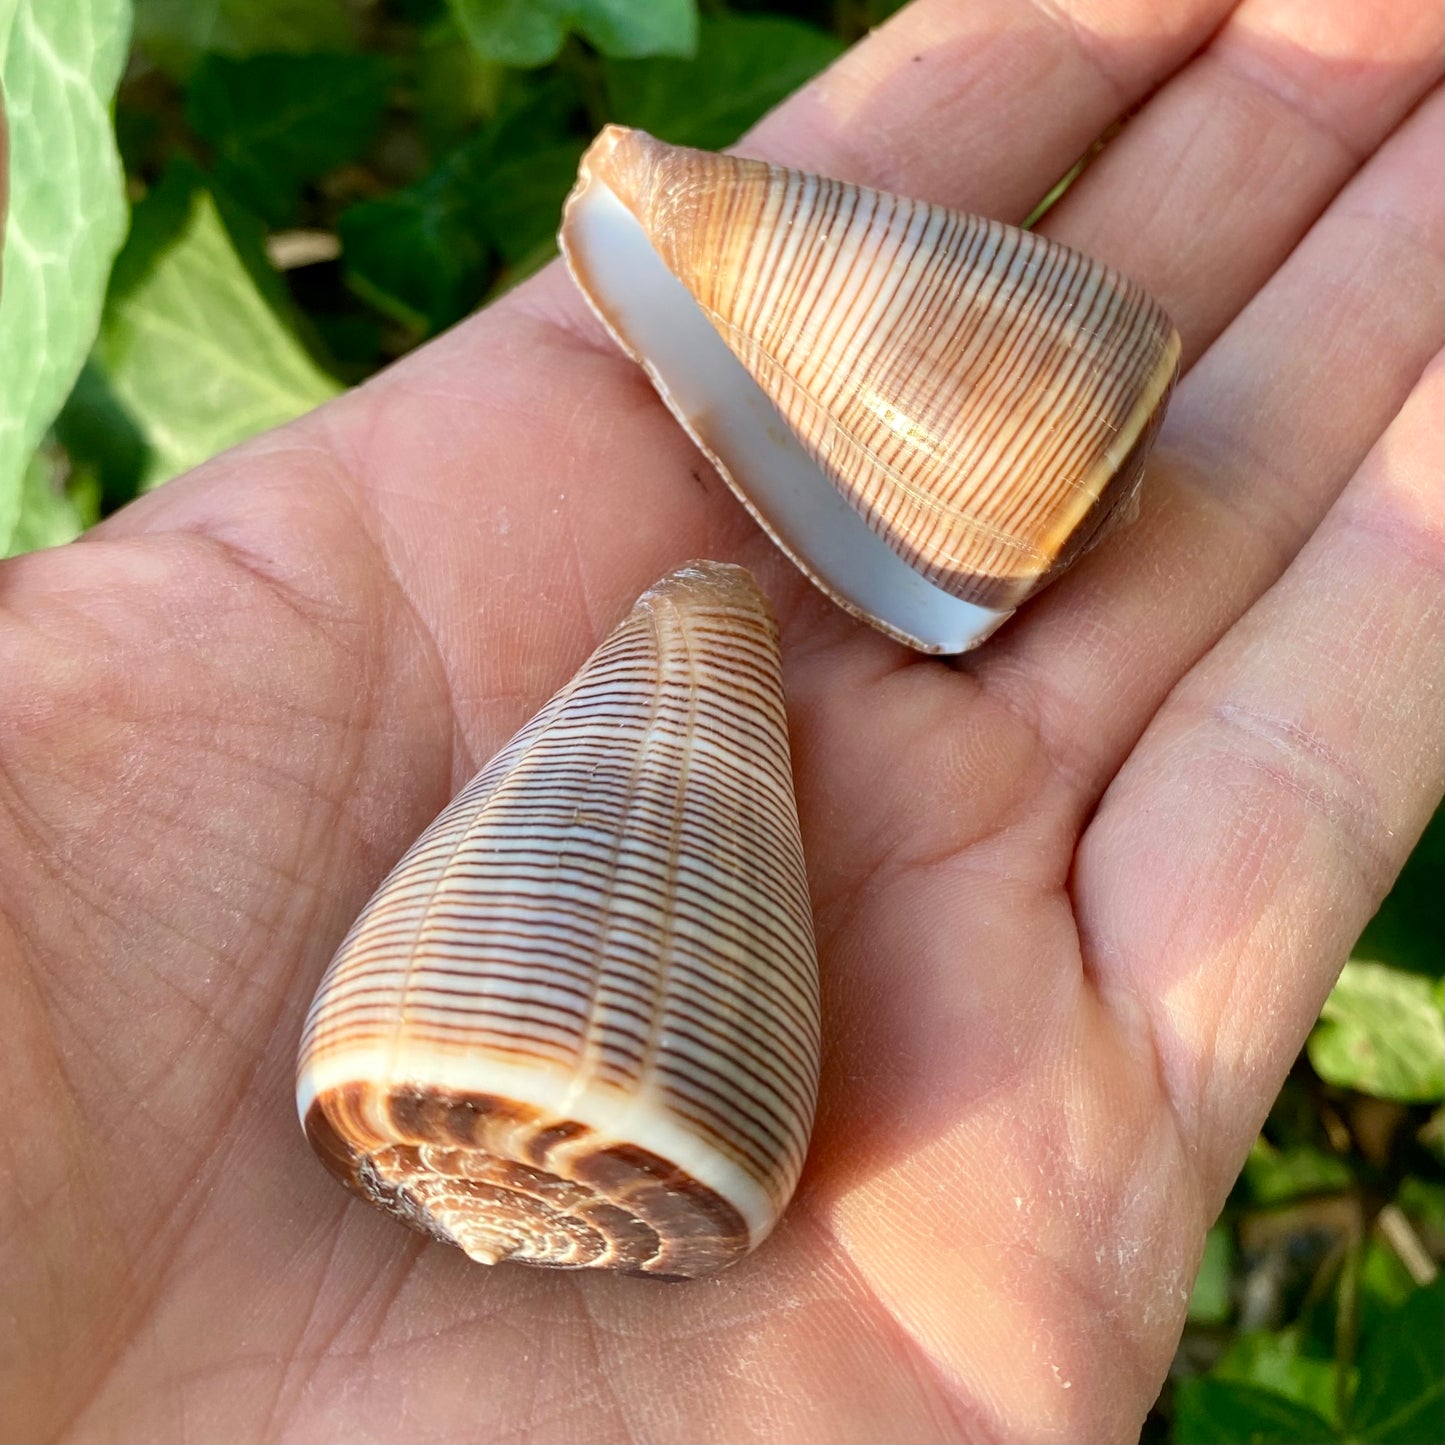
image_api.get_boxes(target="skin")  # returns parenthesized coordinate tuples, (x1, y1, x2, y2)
(1, 0, 1441, 1439)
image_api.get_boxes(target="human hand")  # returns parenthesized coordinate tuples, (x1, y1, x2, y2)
(2, 0, 1440, 1439)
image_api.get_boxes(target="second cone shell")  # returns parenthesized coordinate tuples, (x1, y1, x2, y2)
(561, 127, 1181, 649)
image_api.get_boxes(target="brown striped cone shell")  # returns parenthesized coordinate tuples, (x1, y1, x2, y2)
(559, 126, 1182, 654)
(296, 562, 820, 1279)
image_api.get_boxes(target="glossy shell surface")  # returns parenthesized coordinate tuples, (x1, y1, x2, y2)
(297, 562, 820, 1278)
(561, 126, 1181, 653)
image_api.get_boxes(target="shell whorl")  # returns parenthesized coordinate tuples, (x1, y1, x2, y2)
(562, 127, 1181, 644)
(296, 562, 819, 1278)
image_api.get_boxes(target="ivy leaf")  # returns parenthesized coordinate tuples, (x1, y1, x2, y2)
(1241, 1139, 1354, 1207)
(338, 168, 492, 334)
(469, 80, 583, 262)
(4, 448, 94, 557)
(1211, 1330, 1345, 1429)
(447, 0, 696, 68)
(1308, 960, 1445, 1103)
(185, 53, 394, 226)
(52, 358, 150, 510)
(1174, 1379, 1340, 1444)
(339, 77, 581, 332)
(1398, 1177, 1444, 1238)
(1188, 1223, 1235, 1325)
(0, 0, 130, 554)
(92, 166, 339, 490)
(133, 0, 354, 79)
(476, 84, 583, 262)
(1362, 1230, 1419, 1321)
(481, 137, 585, 262)
(416, 15, 504, 155)
(566, 0, 696, 60)
(603, 13, 843, 150)
(1354, 805, 1443, 979)
(1349, 1278, 1445, 1443)
(447, 0, 561, 67)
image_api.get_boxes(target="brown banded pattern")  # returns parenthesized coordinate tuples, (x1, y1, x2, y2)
(561, 126, 1182, 650)
(296, 562, 820, 1278)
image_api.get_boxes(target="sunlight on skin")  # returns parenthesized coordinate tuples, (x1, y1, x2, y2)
(0, 0, 1441, 1440)
(1079, 364, 1445, 1196)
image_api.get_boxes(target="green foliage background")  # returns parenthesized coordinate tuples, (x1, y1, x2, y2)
(0, 1, 1440, 1440)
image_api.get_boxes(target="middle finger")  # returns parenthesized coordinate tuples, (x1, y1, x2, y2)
(975, 2, 1442, 799)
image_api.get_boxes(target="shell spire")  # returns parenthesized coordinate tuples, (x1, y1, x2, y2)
(561, 126, 1182, 653)
(296, 561, 820, 1278)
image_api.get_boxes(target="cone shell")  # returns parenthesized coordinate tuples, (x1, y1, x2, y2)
(560, 126, 1181, 653)
(296, 562, 819, 1278)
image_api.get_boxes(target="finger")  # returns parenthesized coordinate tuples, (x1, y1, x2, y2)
(978, 87, 1444, 800)
(746, 0, 1226, 209)
(1043, 0, 1444, 365)
(1077, 354, 1444, 1204)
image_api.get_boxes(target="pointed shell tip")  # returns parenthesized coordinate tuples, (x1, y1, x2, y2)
(581, 123, 659, 200)
(642, 559, 776, 628)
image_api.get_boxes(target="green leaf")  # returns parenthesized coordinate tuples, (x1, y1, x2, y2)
(566, 0, 696, 59)
(1213, 1330, 1345, 1428)
(339, 77, 581, 331)
(603, 13, 843, 151)
(468, 80, 583, 262)
(1349, 1279, 1445, 1443)
(1174, 1378, 1340, 1444)
(4, 448, 90, 556)
(1242, 1138, 1354, 1207)
(1309, 961, 1445, 1103)
(448, 0, 696, 68)
(338, 173, 492, 333)
(52, 357, 150, 510)
(1398, 1177, 1444, 1238)
(134, 0, 354, 79)
(93, 167, 339, 489)
(1355, 807, 1443, 980)
(185, 53, 394, 226)
(1189, 1223, 1235, 1325)
(448, 0, 562, 67)
(0, 0, 130, 554)
(482, 138, 583, 262)
(416, 16, 505, 154)
(481, 137, 586, 262)
(1360, 1228, 1421, 1324)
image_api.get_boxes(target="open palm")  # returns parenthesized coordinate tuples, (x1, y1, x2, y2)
(3, 1, 1441, 1439)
